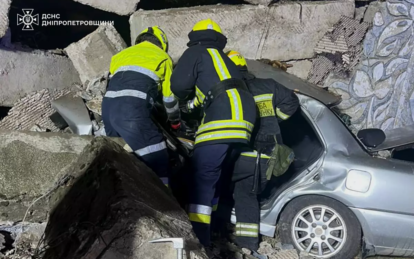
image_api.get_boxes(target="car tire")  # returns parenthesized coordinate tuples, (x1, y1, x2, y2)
(279, 195, 361, 259)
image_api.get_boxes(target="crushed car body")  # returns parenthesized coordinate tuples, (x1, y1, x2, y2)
(228, 61, 414, 258)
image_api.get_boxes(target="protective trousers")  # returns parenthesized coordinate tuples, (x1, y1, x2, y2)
(102, 95, 169, 186)
(233, 152, 269, 251)
(188, 144, 233, 247)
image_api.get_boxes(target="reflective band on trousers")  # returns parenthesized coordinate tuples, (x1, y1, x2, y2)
(276, 108, 290, 120)
(207, 48, 231, 81)
(241, 151, 271, 159)
(165, 103, 179, 114)
(235, 222, 259, 237)
(105, 89, 147, 100)
(195, 130, 250, 144)
(254, 94, 273, 102)
(134, 141, 167, 157)
(188, 204, 212, 215)
(188, 204, 212, 224)
(227, 89, 242, 121)
(114, 65, 160, 82)
(197, 120, 253, 134)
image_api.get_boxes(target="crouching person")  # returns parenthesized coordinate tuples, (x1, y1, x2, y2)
(102, 26, 179, 187)
(227, 50, 300, 257)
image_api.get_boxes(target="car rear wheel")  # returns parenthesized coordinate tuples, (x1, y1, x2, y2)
(279, 195, 361, 259)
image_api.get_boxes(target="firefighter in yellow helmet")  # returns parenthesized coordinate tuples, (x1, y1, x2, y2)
(227, 50, 299, 256)
(170, 20, 257, 247)
(102, 26, 179, 187)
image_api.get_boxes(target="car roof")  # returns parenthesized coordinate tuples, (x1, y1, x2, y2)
(369, 125, 414, 152)
(246, 59, 342, 107)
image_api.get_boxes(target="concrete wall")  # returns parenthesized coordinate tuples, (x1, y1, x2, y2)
(130, 1, 355, 62)
(324, 0, 414, 132)
(0, 48, 81, 107)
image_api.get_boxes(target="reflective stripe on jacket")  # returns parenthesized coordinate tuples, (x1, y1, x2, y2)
(109, 41, 179, 121)
(171, 30, 256, 147)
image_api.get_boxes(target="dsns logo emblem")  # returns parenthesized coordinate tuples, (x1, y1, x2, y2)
(17, 9, 39, 31)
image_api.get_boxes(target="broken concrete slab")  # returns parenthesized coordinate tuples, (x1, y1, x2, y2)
(130, 1, 355, 62)
(0, 131, 128, 224)
(42, 137, 207, 259)
(0, 89, 73, 132)
(0, 131, 94, 222)
(0, 0, 11, 38)
(65, 24, 127, 84)
(286, 60, 312, 80)
(0, 48, 81, 107)
(74, 0, 140, 16)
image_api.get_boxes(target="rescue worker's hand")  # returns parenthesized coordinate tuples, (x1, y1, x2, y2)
(170, 121, 181, 130)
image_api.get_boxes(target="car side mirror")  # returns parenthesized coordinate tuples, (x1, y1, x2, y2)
(357, 128, 386, 148)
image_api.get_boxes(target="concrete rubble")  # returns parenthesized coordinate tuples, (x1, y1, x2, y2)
(0, 47, 81, 107)
(0, 0, 11, 38)
(40, 137, 207, 259)
(130, 1, 355, 62)
(0, 131, 206, 258)
(0, 89, 73, 132)
(73, 0, 141, 16)
(65, 24, 127, 84)
(308, 15, 371, 85)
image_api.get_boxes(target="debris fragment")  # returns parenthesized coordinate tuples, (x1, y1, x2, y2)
(259, 59, 293, 72)
(51, 94, 93, 135)
(308, 16, 371, 85)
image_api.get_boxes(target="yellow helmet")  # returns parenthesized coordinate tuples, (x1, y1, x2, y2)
(226, 50, 247, 67)
(136, 26, 169, 52)
(192, 19, 222, 34)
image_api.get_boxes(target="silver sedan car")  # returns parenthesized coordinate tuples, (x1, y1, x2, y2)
(230, 60, 414, 259)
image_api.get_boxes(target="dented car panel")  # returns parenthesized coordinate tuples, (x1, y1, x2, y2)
(231, 94, 414, 256)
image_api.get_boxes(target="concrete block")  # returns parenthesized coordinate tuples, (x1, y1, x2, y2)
(0, 48, 81, 107)
(130, 1, 355, 62)
(73, 0, 140, 16)
(0, 0, 11, 38)
(65, 24, 127, 84)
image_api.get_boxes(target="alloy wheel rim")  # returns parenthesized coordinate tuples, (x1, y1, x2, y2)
(291, 205, 347, 258)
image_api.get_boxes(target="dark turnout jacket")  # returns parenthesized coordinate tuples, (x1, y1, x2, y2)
(171, 30, 256, 147)
(242, 71, 299, 152)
